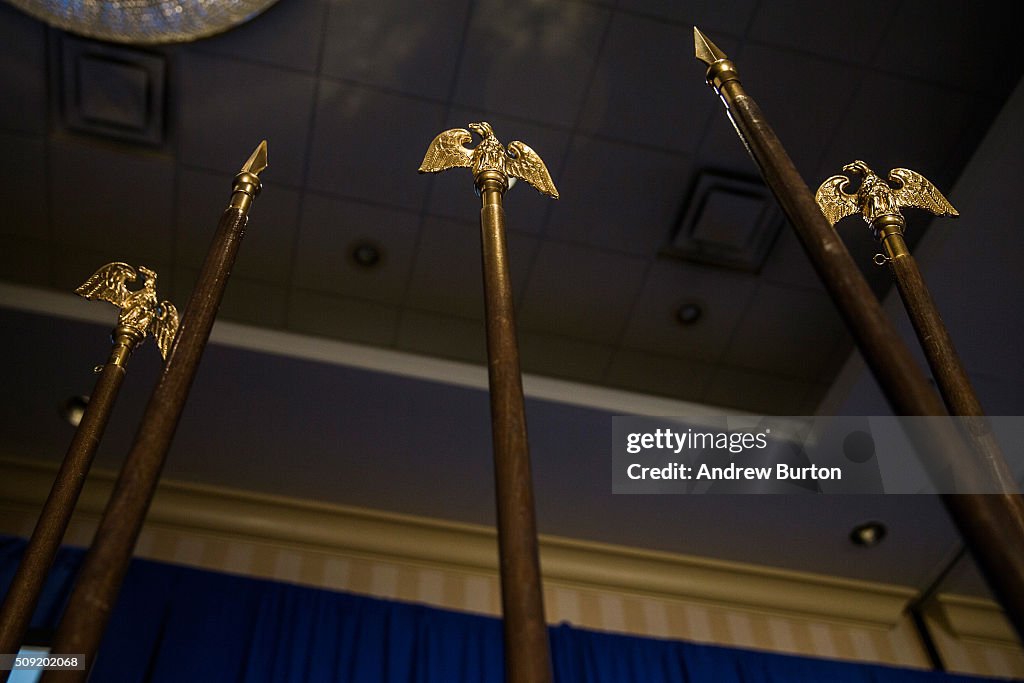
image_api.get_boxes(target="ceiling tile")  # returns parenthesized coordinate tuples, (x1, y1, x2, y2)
(0, 235, 51, 288)
(424, 108, 569, 233)
(620, 260, 758, 362)
(603, 348, 713, 402)
(748, 0, 896, 66)
(170, 267, 286, 328)
(294, 193, 420, 304)
(519, 331, 612, 383)
(935, 553, 990, 600)
(704, 365, 818, 414)
(0, 4, 47, 135)
(49, 138, 174, 265)
(721, 283, 847, 382)
(579, 13, 715, 153)
(871, 0, 1023, 93)
(286, 289, 399, 345)
(405, 215, 538, 319)
(395, 309, 486, 364)
(819, 73, 972, 189)
(176, 52, 316, 187)
(192, 0, 329, 72)
(216, 277, 289, 328)
(321, 0, 470, 99)
(0, 133, 46, 239)
(544, 135, 692, 255)
(722, 44, 865, 181)
(307, 81, 446, 210)
(614, 0, 757, 35)
(758, 228, 824, 292)
(519, 241, 648, 343)
(176, 166, 300, 285)
(452, 0, 610, 128)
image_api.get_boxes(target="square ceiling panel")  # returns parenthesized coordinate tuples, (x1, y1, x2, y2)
(320, 0, 470, 99)
(395, 309, 486, 364)
(49, 138, 174, 266)
(176, 52, 316, 187)
(453, 0, 610, 128)
(192, 0, 329, 72)
(722, 283, 847, 382)
(614, 0, 757, 35)
(60, 36, 165, 147)
(579, 12, 718, 154)
(620, 260, 758, 363)
(307, 81, 446, 210)
(519, 240, 647, 344)
(668, 169, 782, 272)
(545, 134, 692, 256)
(294, 193, 420, 305)
(287, 289, 399, 346)
(604, 348, 714, 402)
(748, 0, 896, 66)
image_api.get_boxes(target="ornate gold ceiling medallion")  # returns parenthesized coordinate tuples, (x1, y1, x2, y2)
(5, 0, 280, 44)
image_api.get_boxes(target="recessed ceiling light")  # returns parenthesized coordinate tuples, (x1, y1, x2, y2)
(59, 395, 90, 427)
(351, 242, 381, 268)
(676, 303, 703, 326)
(850, 521, 887, 547)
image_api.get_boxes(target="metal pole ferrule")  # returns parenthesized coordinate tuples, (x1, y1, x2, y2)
(229, 171, 263, 211)
(871, 214, 910, 260)
(706, 59, 740, 91)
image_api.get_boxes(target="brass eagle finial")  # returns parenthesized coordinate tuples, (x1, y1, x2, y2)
(815, 160, 958, 227)
(418, 121, 559, 199)
(75, 263, 180, 360)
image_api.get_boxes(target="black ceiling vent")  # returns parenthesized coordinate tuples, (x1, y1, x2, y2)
(60, 34, 166, 146)
(665, 169, 782, 273)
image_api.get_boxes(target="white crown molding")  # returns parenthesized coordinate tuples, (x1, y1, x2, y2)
(934, 594, 1017, 647)
(0, 456, 920, 629)
(0, 281, 739, 422)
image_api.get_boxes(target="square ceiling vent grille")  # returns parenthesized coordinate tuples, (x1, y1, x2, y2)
(60, 35, 166, 146)
(665, 169, 782, 272)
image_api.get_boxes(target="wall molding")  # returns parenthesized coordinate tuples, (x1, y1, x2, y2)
(1, 455, 921, 629)
(0, 281, 735, 421)
(935, 594, 1017, 647)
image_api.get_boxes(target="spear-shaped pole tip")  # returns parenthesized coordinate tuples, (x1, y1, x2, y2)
(241, 140, 268, 176)
(694, 26, 728, 66)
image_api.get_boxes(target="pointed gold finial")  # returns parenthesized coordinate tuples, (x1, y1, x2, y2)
(694, 27, 740, 90)
(76, 263, 179, 363)
(230, 140, 268, 210)
(419, 122, 559, 199)
(241, 139, 268, 176)
(694, 26, 728, 66)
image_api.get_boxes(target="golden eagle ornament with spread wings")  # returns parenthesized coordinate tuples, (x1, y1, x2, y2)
(418, 121, 559, 199)
(815, 160, 958, 227)
(75, 263, 180, 360)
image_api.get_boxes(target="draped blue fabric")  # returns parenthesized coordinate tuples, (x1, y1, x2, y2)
(0, 536, 1012, 682)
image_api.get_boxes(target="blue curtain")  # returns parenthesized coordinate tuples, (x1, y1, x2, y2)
(0, 536, 1011, 682)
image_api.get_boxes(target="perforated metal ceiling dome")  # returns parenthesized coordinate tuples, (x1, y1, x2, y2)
(4, 0, 279, 44)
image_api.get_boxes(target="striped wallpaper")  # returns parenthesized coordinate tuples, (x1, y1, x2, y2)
(1, 458, 1021, 679)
